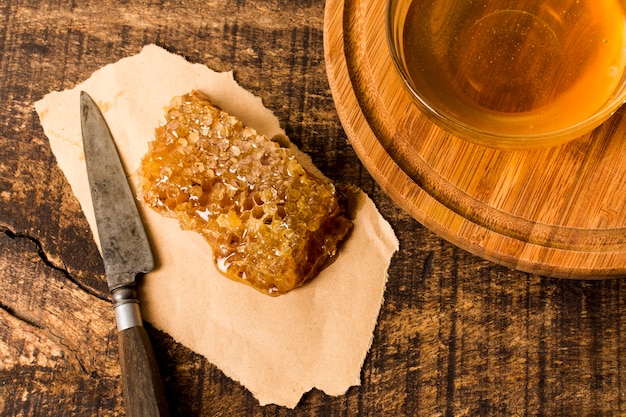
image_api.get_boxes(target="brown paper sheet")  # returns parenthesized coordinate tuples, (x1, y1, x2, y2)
(35, 44, 398, 407)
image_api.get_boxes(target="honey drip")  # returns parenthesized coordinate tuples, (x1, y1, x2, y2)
(138, 91, 353, 296)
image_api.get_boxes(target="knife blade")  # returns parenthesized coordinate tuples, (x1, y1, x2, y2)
(80, 91, 169, 417)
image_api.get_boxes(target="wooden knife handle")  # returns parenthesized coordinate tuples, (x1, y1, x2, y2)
(118, 326, 170, 417)
(114, 287, 170, 417)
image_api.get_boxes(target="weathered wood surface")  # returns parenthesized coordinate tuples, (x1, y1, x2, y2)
(0, 1, 625, 416)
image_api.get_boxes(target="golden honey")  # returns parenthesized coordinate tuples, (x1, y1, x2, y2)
(392, 0, 626, 141)
(138, 91, 353, 296)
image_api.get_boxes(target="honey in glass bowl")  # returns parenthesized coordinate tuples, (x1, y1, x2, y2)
(387, 0, 626, 149)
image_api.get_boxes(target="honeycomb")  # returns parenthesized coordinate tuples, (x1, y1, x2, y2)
(137, 91, 353, 296)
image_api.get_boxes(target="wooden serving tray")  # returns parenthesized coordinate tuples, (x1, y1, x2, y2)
(324, 0, 626, 278)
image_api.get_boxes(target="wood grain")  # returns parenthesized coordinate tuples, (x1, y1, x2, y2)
(118, 325, 169, 417)
(324, 0, 626, 278)
(1, 0, 626, 416)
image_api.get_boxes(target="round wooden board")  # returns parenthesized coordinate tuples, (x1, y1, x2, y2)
(324, 0, 626, 278)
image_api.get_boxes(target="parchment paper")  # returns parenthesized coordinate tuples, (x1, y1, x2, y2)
(35, 44, 398, 408)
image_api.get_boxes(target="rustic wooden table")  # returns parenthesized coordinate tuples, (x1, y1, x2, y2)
(0, 1, 624, 416)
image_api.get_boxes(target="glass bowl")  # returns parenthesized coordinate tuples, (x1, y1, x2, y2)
(387, 0, 626, 149)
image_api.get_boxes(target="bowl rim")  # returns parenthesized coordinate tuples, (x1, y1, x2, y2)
(384, 0, 626, 147)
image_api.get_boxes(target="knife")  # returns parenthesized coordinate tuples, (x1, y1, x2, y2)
(80, 91, 170, 417)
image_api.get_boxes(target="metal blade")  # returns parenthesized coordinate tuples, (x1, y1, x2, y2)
(80, 91, 154, 290)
